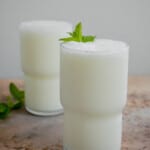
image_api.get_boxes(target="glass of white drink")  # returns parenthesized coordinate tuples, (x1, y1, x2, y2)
(20, 20, 72, 116)
(60, 23, 129, 150)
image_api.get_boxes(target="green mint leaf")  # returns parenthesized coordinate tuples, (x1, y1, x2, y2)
(82, 36, 96, 42)
(60, 37, 75, 42)
(0, 82, 25, 119)
(12, 101, 23, 110)
(73, 22, 82, 41)
(9, 83, 24, 101)
(59, 22, 95, 43)
(6, 96, 14, 109)
(19, 91, 25, 100)
(67, 32, 73, 36)
(0, 103, 10, 119)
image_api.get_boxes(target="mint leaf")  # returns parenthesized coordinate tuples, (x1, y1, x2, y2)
(82, 36, 96, 42)
(9, 83, 24, 110)
(6, 96, 14, 109)
(0, 103, 10, 119)
(12, 101, 23, 110)
(6, 95, 23, 110)
(59, 22, 95, 43)
(67, 32, 73, 36)
(9, 83, 24, 101)
(73, 22, 82, 41)
(59, 37, 75, 42)
(0, 82, 25, 119)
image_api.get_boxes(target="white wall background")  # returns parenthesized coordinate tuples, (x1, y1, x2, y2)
(0, 0, 150, 78)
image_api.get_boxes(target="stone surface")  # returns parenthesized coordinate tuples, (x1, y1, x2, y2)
(0, 77, 150, 150)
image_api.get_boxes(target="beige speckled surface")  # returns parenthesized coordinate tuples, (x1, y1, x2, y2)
(0, 76, 150, 150)
(122, 76, 150, 150)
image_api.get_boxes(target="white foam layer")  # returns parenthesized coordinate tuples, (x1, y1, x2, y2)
(62, 41, 97, 51)
(62, 39, 129, 55)
(20, 20, 72, 34)
(95, 39, 128, 53)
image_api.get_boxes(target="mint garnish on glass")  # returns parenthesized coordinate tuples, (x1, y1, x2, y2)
(0, 83, 24, 119)
(60, 22, 95, 42)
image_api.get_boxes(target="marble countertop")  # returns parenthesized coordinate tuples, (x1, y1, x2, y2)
(0, 76, 150, 150)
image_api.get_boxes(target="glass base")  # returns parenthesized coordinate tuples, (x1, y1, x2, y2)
(25, 106, 63, 116)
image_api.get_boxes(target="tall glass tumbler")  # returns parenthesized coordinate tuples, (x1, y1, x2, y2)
(60, 39, 129, 150)
(20, 20, 72, 116)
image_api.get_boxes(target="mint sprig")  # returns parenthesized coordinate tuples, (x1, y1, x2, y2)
(0, 103, 10, 119)
(60, 22, 95, 42)
(9, 83, 24, 101)
(0, 83, 25, 119)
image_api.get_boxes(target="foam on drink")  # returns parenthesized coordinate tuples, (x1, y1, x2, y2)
(61, 39, 128, 54)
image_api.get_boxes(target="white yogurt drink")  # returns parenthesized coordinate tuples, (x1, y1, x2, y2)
(60, 39, 129, 150)
(20, 20, 72, 116)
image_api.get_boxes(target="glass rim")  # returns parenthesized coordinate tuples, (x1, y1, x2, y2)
(60, 39, 129, 56)
(19, 20, 72, 33)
